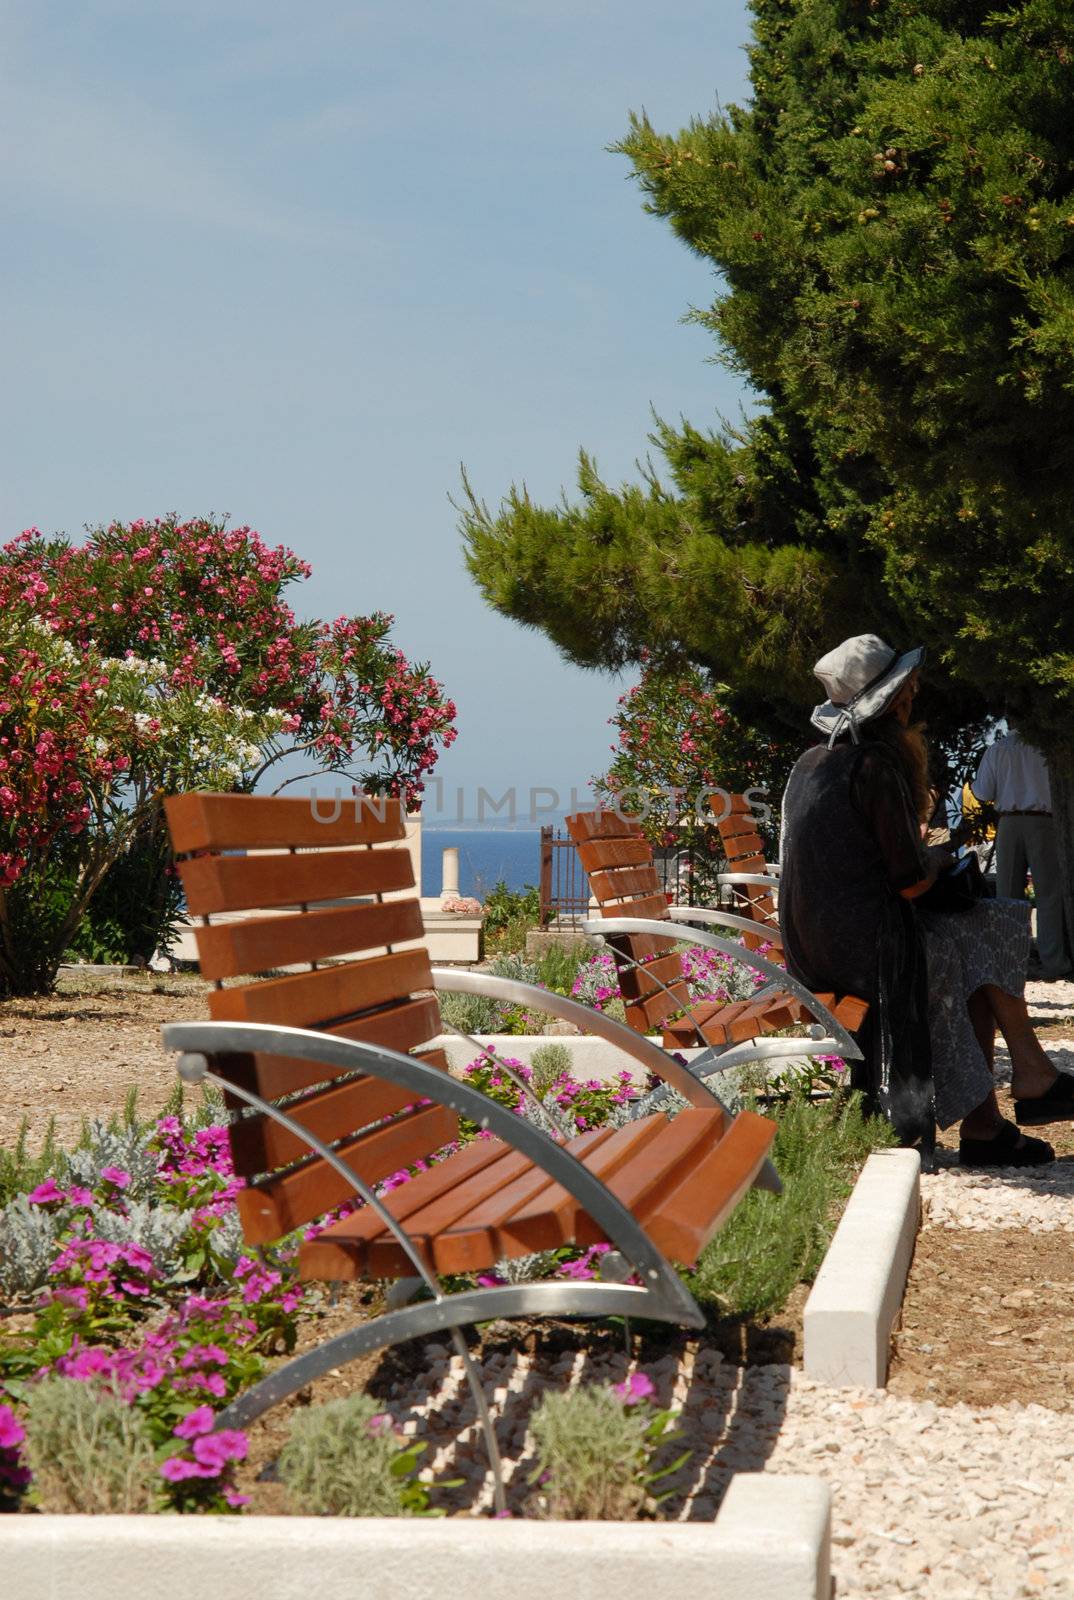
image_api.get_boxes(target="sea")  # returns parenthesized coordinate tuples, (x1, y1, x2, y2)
(421, 829, 543, 899)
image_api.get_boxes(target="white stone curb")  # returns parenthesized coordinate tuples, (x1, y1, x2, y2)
(1, 1475, 830, 1600)
(803, 1147, 921, 1388)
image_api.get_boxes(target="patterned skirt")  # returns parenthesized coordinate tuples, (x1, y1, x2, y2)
(918, 897, 1031, 1129)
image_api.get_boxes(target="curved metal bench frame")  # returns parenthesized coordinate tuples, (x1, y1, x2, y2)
(163, 973, 780, 1507)
(583, 916, 864, 1064)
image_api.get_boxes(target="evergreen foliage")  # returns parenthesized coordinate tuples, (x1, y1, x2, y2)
(461, 2, 1074, 854)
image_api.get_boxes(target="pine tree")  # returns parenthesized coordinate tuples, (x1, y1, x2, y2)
(462, 0, 1074, 915)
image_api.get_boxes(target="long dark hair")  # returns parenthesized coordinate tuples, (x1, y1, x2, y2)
(866, 714, 931, 824)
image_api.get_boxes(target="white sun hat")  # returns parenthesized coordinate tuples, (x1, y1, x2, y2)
(810, 633, 925, 745)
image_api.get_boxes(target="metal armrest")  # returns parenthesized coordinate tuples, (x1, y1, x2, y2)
(713, 872, 781, 888)
(667, 906, 779, 939)
(581, 917, 863, 1061)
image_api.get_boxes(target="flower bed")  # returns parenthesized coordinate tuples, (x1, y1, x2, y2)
(0, 1041, 892, 1519)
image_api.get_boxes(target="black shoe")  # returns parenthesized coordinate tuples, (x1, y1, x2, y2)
(960, 1121, 1054, 1167)
(1014, 1071, 1074, 1125)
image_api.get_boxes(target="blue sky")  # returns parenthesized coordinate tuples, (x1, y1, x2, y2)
(1, 0, 754, 822)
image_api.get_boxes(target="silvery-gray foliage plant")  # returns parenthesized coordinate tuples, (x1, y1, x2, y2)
(0, 1194, 64, 1297)
(65, 1120, 159, 1201)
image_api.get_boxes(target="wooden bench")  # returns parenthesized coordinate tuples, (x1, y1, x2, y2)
(566, 806, 867, 1065)
(161, 791, 778, 1505)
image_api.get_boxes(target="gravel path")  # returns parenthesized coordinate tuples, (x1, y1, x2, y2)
(374, 1342, 1074, 1598)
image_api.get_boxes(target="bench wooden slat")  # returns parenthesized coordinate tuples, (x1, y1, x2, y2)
(574, 838, 652, 872)
(193, 899, 425, 980)
(565, 811, 645, 843)
(723, 852, 767, 876)
(165, 792, 406, 852)
(299, 1138, 520, 1280)
(599, 891, 670, 924)
(409, 1120, 656, 1267)
(488, 1110, 725, 1263)
(430, 1131, 617, 1260)
(617, 950, 686, 1000)
(721, 832, 765, 861)
(236, 1102, 458, 1243)
(480, 1116, 669, 1261)
(717, 811, 762, 841)
(833, 995, 870, 1032)
(587, 865, 662, 903)
(178, 846, 415, 917)
(644, 1110, 775, 1263)
(207, 950, 433, 1029)
(384, 1128, 623, 1274)
(228, 1074, 422, 1176)
(623, 983, 693, 1033)
(214, 998, 444, 1105)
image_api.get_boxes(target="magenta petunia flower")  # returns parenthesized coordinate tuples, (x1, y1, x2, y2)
(159, 1455, 203, 1482)
(27, 1178, 66, 1206)
(100, 1165, 131, 1189)
(0, 1404, 26, 1449)
(173, 1405, 215, 1439)
(614, 1372, 656, 1405)
(192, 1429, 248, 1470)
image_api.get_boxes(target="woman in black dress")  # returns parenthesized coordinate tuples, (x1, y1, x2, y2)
(779, 634, 1074, 1166)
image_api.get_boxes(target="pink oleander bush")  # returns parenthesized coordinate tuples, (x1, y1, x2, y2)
(594, 659, 794, 901)
(0, 516, 456, 993)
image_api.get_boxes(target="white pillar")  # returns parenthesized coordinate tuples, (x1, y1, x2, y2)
(440, 847, 460, 903)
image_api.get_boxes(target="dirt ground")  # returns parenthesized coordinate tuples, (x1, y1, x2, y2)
(0, 973, 209, 1149)
(888, 1226, 1074, 1411)
(886, 1077, 1074, 1412)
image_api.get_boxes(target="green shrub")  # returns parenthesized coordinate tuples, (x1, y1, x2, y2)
(481, 880, 542, 954)
(528, 1381, 684, 1520)
(438, 988, 503, 1037)
(535, 945, 583, 996)
(688, 1090, 896, 1318)
(278, 1394, 436, 1516)
(0, 1117, 61, 1207)
(24, 1377, 159, 1513)
(530, 1043, 572, 1099)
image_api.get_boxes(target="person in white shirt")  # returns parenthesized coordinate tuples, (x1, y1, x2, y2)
(973, 730, 1071, 980)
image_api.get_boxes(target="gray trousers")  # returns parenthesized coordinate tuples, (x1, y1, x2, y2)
(995, 813, 1070, 976)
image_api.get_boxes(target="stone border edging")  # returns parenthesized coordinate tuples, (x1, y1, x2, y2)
(803, 1147, 921, 1388)
(2, 1474, 830, 1600)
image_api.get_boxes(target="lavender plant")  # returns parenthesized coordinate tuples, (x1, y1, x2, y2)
(527, 1374, 687, 1520)
(278, 1394, 442, 1517)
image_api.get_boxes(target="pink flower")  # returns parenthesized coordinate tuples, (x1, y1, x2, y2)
(160, 1455, 204, 1482)
(0, 1404, 25, 1449)
(173, 1405, 215, 1439)
(192, 1430, 248, 1471)
(28, 1177, 66, 1206)
(614, 1372, 656, 1405)
(100, 1166, 131, 1189)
